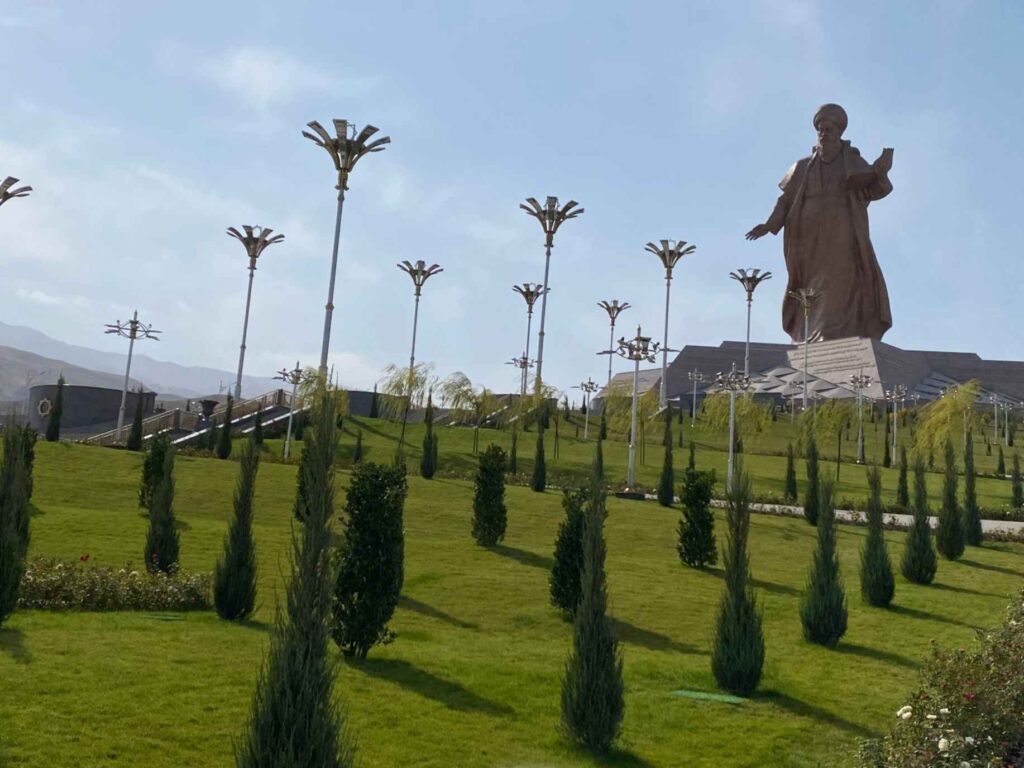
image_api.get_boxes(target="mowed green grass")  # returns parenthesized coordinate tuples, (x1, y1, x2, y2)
(0, 442, 1022, 767)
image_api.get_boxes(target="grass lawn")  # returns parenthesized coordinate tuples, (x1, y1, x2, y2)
(0, 440, 1022, 767)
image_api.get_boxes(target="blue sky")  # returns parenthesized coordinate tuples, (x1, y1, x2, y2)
(1, 0, 1022, 399)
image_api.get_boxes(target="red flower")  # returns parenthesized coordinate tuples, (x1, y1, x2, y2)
(965, 691, 976, 702)
(80, 554, 90, 562)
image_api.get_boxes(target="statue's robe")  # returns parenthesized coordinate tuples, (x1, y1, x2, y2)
(766, 140, 892, 342)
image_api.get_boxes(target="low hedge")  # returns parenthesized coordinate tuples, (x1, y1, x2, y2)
(860, 588, 1024, 766)
(19, 557, 211, 611)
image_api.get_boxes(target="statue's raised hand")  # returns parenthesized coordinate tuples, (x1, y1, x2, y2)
(873, 147, 894, 175)
(745, 223, 771, 241)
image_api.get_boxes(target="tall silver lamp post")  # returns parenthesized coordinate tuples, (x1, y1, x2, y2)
(716, 363, 752, 492)
(603, 326, 659, 493)
(849, 371, 872, 463)
(574, 378, 598, 440)
(646, 240, 696, 406)
(303, 119, 390, 379)
(687, 369, 705, 427)
(597, 299, 631, 389)
(227, 225, 285, 401)
(886, 384, 907, 458)
(787, 287, 822, 409)
(0, 176, 32, 208)
(729, 268, 772, 377)
(104, 311, 161, 443)
(513, 283, 546, 396)
(274, 361, 304, 460)
(520, 196, 583, 395)
(397, 259, 443, 447)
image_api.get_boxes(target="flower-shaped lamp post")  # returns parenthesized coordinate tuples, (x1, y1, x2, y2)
(647, 240, 697, 406)
(520, 196, 583, 396)
(513, 283, 547, 397)
(303, 119, 390, 378)
(104, 311, 161, 443)
(687, 369, 705, 427)
(730, 268, 773, 377)
(574, 378, 599, 440)
(607, 326, 660, 491)
(274, 361, 305, 460)
(786, 287, 823, 409)
(885, 384, 907, 458)
(227, 225, 285, 401)
(849, 371, 873, 463)
(716, 363, 752, 492)
(597, 299, 631, 389)
(396, 260, 443, 447)
(0, 176, 32, 209)
(990, 394, 999, 444)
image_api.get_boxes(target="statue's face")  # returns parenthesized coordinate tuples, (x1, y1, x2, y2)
(816, 119, 841, 155)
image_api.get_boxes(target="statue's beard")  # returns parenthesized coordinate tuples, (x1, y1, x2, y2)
(818, 140, 840, 161)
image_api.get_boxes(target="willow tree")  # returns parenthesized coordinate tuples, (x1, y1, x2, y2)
(376, 362, 431, 424)
(701, 392, 771, 454)
(438, 371, 501, 455)
(913, 380, 980, 458)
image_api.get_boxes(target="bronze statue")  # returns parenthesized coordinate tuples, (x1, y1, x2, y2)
(746, 104, 894, 342)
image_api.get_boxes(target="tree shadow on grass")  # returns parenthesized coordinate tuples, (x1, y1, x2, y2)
(930, 581, 1008, 599)
(346, 657, 514, 717)
(0, 628, 31, 664)
(399, 596, 478, 630)
(833, 641, 920, 670)
(490, 544, 554, 571)
(609, 616, 706, 655)
(704, 568, 801, 598)
(887, 604, 981, 631)
(569, 745, 654, 767)
(959, 559, 1024, 578)
(754, 690, 876, 739)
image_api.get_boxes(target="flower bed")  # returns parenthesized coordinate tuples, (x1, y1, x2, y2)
(860, 588, 1024, 766)
(19, 557, 212, 611)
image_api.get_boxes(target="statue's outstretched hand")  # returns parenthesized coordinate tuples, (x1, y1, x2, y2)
(873, 147, 894, 175)
(745, 223, 771, 240)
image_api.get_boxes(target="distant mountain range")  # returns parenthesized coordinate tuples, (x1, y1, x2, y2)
(0, 320, 279, 401)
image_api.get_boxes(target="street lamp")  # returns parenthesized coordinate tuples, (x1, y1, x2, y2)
(991, 394, 999, 444)
(104, 311, 161, 443)
(0, 177, 32, 208)
(227, 225, 285, 401)
(513, 283, 546, 397)
(849, 371, 872, 463)
(786, 287, 823, 409)
(573, 378, 599, 440)
(397, 259, 443, 447)
(646, 240, 696, 406)
(885, 384, 907, 458)
(716, 363, 752, 492)
(520, 196, 583, 395)
(687, 369, 705, 427)
(303, 119, 390, 378)
(597, 299, 631, 388)
(729, 268, 772, 377)
(603, 325, 659, 493)
(274, 361, 304, 460)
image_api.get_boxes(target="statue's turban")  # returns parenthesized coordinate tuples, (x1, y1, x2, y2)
(813, 103, 848, 135)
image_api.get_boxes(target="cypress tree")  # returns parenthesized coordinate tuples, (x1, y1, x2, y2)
(0, 449, 28, 626)
(963, 431, 982, 546)
(144, 448, 179, 574)
(252, 411, 264, 446)
(331, 462, 407, 659)
(896, 446, 910, 509)
(711, 464, 764, 696)
(799, 478, 847, 646)
(550, 488, 587, 616)
(997, 445, 1006, 476)
(935, 439, 965, 561)
(214, 438, 259, 621)
(369, 383, 379, 419)
(126, 393, 144, 451)
(882, 416, 891, 468)
(804, 435, 820, 526)
(353, 429, 363, 463)
(900, 456, 937, 585)
(531, 431, 546, 492)
(509, 428, 518, 474)
(599, 409, 607, 441)
(293, 442, 311, 522)
(594, 436, 604, 480)
(216, 397, 234, 459)
(45, 375, 65, 442)
(677, 468, 717, 568)
(560, 445, 624, 754)
(420, 394, 436, 479)
(16, 426, 36, 503)
(859, 466, 894, 607)
(784, 443, 798, 503)
(237, 388, 354, 767)
(688, 440, 696, 470)
(0, 426, 32, 556)
(657, 408, 674, 507)
(138, 434, 170, 511)
(1013, 453, 1023, 508)
(471, 445, 507, 547)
